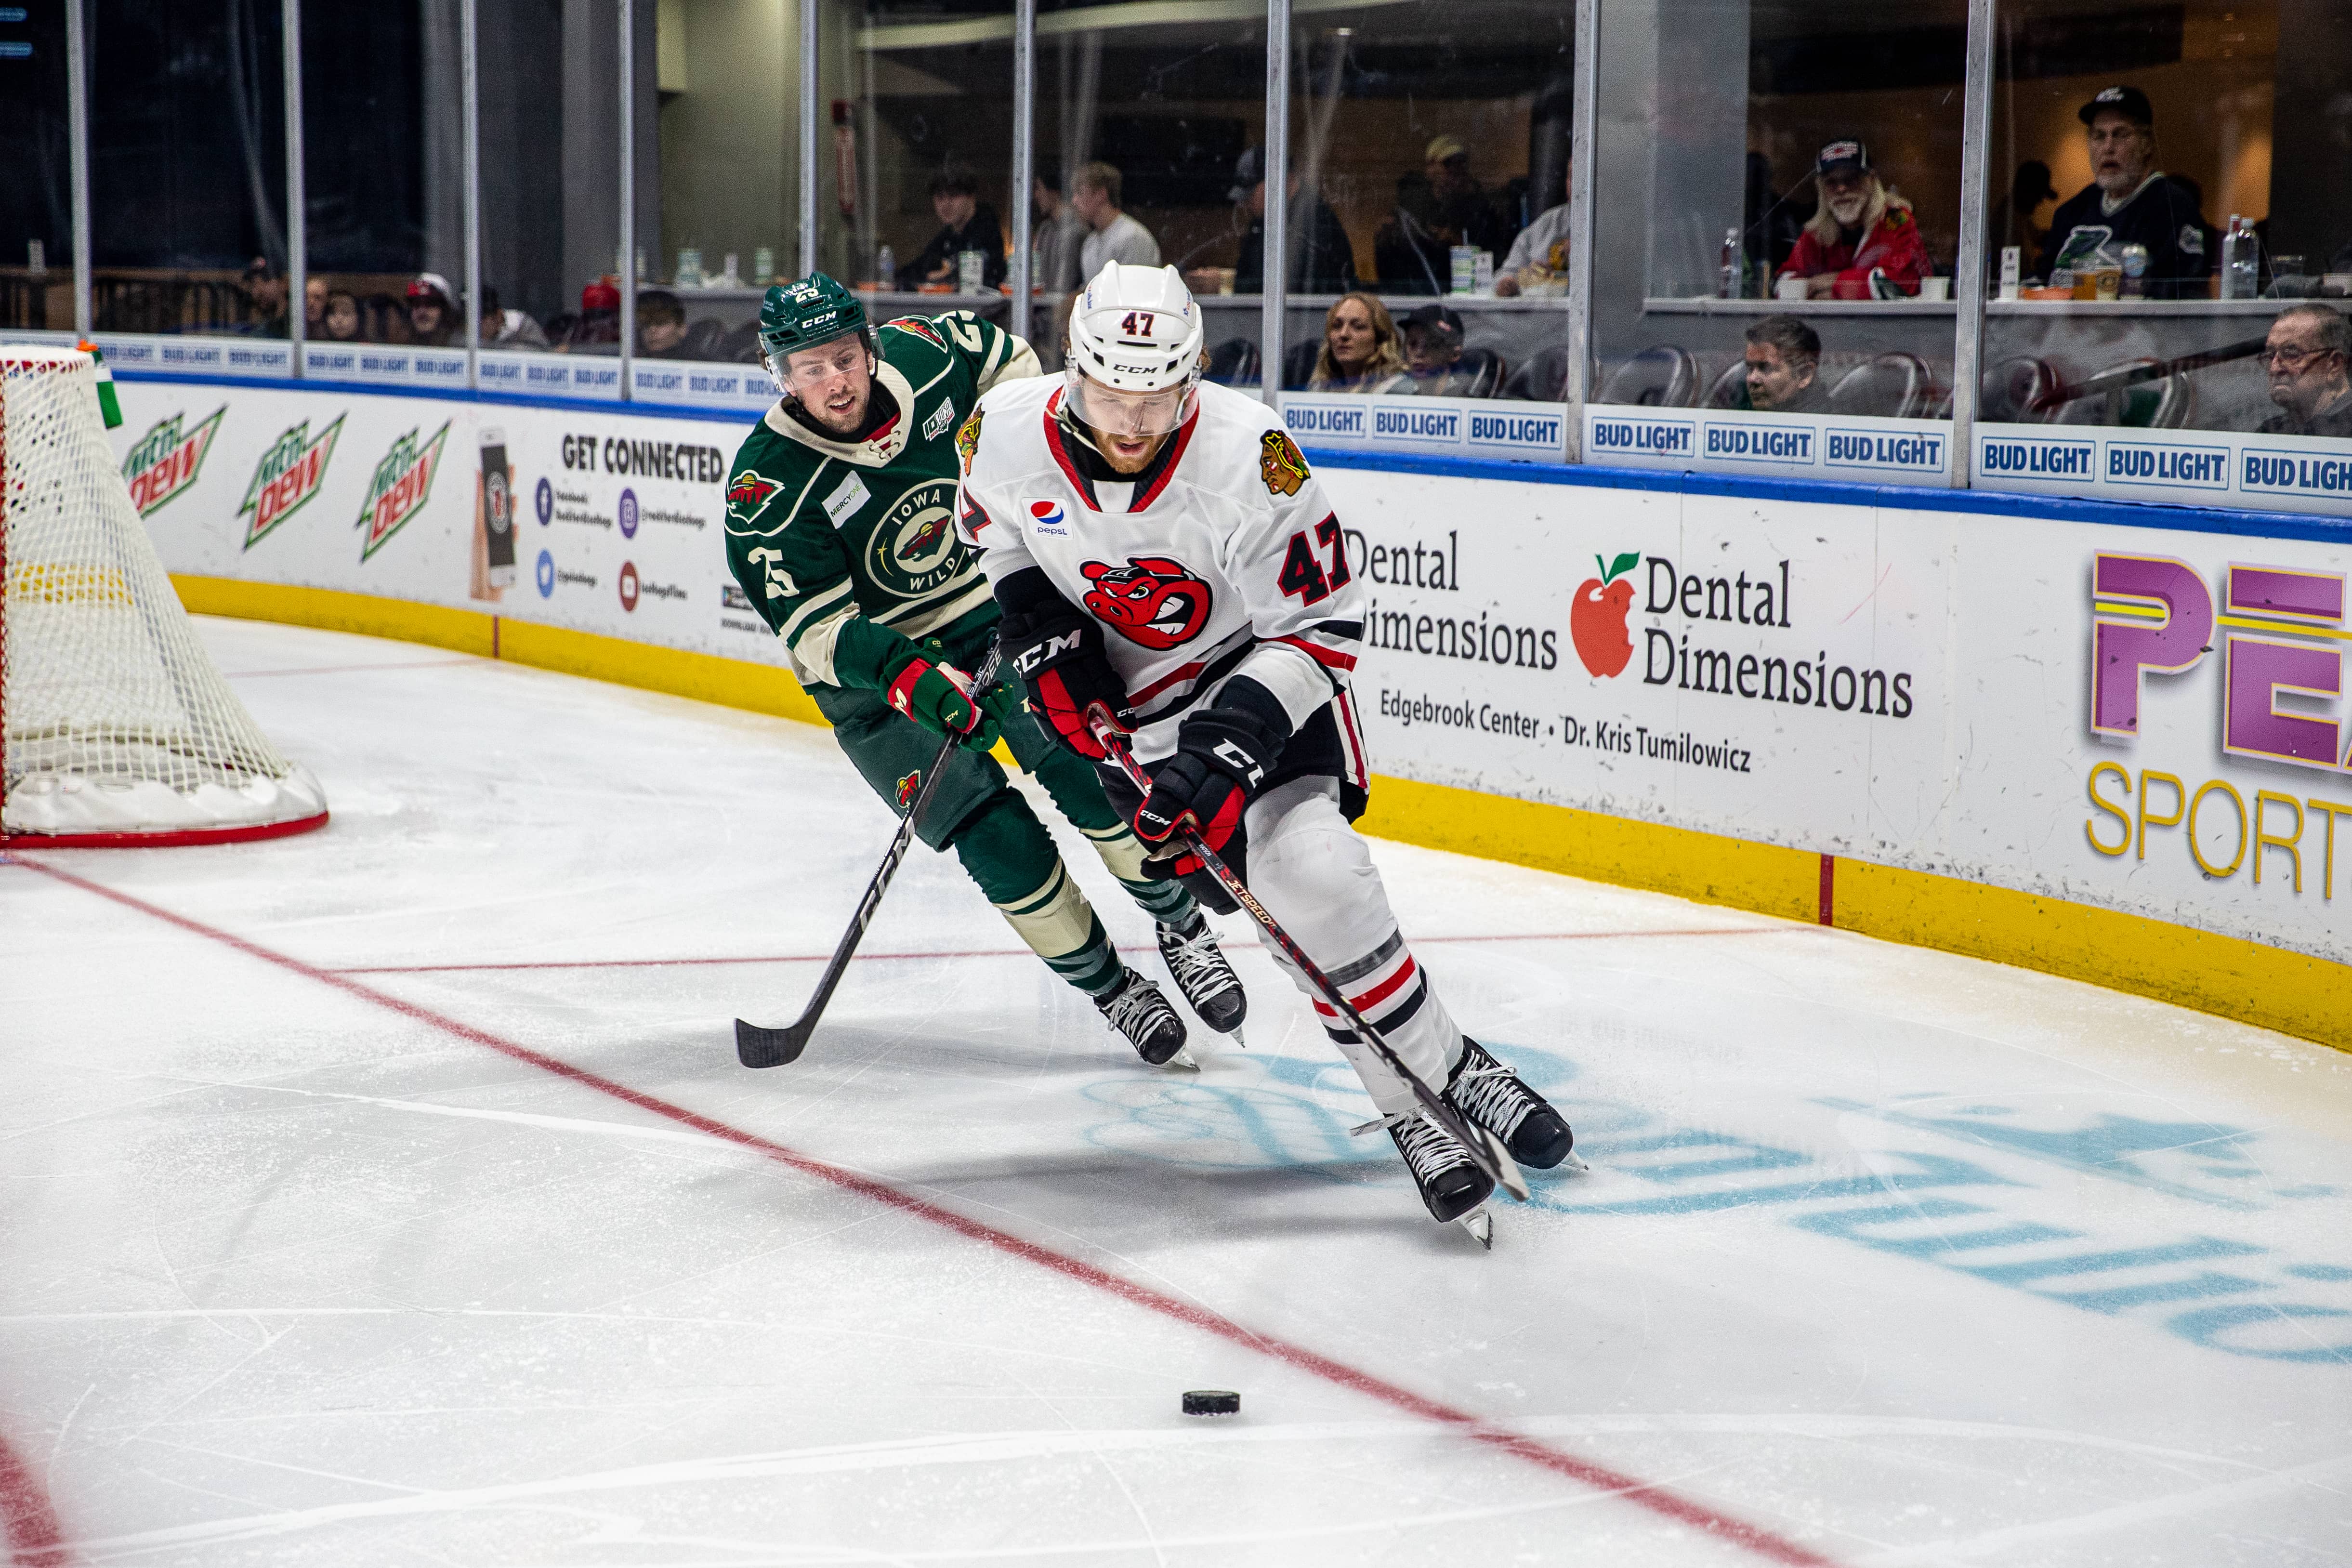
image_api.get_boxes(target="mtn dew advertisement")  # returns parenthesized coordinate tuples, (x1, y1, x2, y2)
(101, 380, 780, 680)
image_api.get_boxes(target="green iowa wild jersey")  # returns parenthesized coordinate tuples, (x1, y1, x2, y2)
(724, 311, 1038, 685)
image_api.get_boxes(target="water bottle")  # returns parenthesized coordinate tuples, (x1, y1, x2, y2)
(1719, 227, 1742, 299)
(877, 244, 896, 290)
(2221, 216, 2258, 300)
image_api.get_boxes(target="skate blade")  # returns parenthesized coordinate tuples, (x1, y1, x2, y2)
(1158, 1047, 1201, 1072)
(1560, 1149, 1590, 1174)
(1456, 1206, 1494, 1249)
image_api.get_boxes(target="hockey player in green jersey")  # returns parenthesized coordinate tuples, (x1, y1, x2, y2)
(723, 274, 1244, 1064)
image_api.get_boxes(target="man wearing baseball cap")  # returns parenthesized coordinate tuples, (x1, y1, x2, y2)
(1229, 146, 1358, 295)
(2034, 86, 2214, 298)
(406, 272, 459, 348)
(1373, 133, 1510, 296)
(1782, 139, 1934, 300)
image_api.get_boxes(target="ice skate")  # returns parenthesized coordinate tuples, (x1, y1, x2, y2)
(1096, 970, 1192, 1067)
(1446, 1038, 1576, 1169)
(1156, 914, 1247, 1034)
(1387, 1108, 1496, 1225)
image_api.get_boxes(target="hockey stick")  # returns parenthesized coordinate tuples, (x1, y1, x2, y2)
(735, 645, 1004, 1068)
(1088, 711, 1529, 1203)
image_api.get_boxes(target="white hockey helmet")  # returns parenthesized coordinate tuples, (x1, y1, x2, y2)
(1063, 261, 1205, 438)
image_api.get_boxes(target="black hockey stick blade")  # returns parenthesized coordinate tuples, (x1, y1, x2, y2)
(732, 646, 1002, 1068)
(736, 1014, 819, 1068)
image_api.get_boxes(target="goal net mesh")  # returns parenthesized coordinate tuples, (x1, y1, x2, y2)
(3, 346, 325, 839)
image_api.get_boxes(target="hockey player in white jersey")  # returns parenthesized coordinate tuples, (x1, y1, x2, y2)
(955, 261, 1573, 1226)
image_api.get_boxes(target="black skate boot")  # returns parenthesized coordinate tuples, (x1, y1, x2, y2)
(1096, 969, 1191, 1067)
(1445, 1038, 1574, 1169)
(1156, 913, 1247, 1034)
(1387, 1110, 1495, 1225)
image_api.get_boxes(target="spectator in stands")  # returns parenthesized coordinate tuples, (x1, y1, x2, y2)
(1073, 161, 1160, 279)
(473, 285, 550, 350)
(1738, 315, 1827, 413)
(1394, 303, 1500, 397)
(637, 290, 691, 357)
(365, 292, 411, 344)
(1784, 140, 1932, 300)
(1373, 135, 1512, 296)
(1495, 161, 1571, 297)
(241, 257, 289, 336)
(321, 289, 364, 343)
(1031, 171, 1088, 294)
(406, 274, 459, 348)
(2036, 86, 2213, 299)
(902, 168, 1006, 291)
(1230, 147, 1357, 294)
(1308, 292, 1409, 394)
(303, 276, 327, 336)
(2255, 303, 2352, 437)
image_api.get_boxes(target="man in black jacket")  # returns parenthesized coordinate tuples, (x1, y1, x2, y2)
(1230, 148, 1358, 295)
(899, 168, 1006, 291)
(2036, 86, 2214, 299)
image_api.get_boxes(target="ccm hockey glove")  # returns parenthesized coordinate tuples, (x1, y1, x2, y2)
(998, 570, 1129, 759)
(883, 655, 999, 751)
(1133, 678, 1292, 862)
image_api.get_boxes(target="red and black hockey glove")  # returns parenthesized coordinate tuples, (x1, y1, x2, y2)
(998, 570, 1129, 759)
(1133, 681, 1291, 870)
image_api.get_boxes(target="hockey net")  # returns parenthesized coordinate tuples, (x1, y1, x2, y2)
(1, 345, 327, 845)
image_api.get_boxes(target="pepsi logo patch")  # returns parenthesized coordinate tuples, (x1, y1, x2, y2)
(1028, 499, 1068, 534)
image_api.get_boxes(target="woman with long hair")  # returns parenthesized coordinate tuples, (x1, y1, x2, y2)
(1309, 291, 1410, 394)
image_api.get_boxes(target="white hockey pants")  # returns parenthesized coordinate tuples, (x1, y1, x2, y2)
(1240, 777, 1465, 1114)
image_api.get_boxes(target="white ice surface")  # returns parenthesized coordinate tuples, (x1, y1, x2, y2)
(3, 617, 2349, 1567)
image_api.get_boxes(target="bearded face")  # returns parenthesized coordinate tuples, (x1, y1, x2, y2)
(1821, 170, 1873, 229)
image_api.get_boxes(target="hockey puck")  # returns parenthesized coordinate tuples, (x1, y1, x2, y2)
(1182, 1390, 1240, 1416)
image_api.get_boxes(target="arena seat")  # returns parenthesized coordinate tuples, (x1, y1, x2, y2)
(1594, 345, 1698, 408)
(1827, 352, 1934, 419)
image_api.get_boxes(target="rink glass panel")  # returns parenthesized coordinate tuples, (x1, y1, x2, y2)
(1588, 0, 1969, 432)
(86, 0, 291, 344)
(1031, 1, 1270, 380)
(1983, 0, 2352, 449)
(0, 0, 72, 337)
(1276, 3, 1575, 399)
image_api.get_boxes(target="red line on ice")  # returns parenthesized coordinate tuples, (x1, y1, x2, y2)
(0, 1427, 67, 1567)
(15, 857, 1840, 1568)
(328, 925, 1796, 975)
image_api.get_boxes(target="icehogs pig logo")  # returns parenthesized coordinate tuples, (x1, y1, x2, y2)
(1259, 429, 1309, 497)
(1081, 556, 1214, 650)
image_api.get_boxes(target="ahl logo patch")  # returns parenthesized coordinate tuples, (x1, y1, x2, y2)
(921, 398, 956, 443)
(122, 406, 227, 518)
(1260, 429, 1310, 497)
(1081, 556, 1214, 650)
(356, 420, 452, 561)
(238, 413, 345, 551)
(727, 469, 785, 521)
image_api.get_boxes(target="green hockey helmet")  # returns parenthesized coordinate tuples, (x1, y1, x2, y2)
(758, 273, 871, 369)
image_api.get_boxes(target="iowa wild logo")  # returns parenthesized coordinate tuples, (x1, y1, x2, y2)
(239, 413, 346, 550)
(864, 480, 968, 599)
(357, 421, 452, 561)
(122, 407, 227, 518)
(1082, 556, 1213, 650)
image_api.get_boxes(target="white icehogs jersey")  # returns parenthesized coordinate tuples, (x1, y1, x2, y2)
(956, 377, 1367, 768)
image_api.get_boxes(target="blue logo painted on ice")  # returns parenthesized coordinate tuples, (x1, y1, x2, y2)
(618, 487, 639, 538)
(535, 548, 555, 598)
(535, 475, 553, 525)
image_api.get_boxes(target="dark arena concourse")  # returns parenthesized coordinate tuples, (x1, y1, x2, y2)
(2, 1, 2350, 1562)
